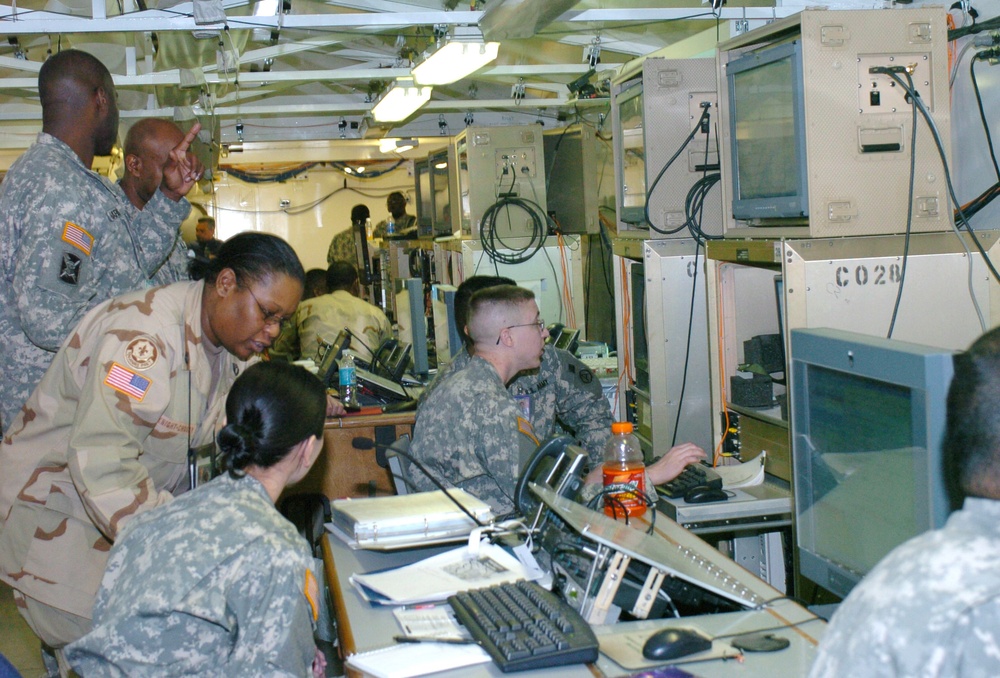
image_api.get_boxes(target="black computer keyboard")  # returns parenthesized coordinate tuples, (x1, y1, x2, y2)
(657, 463, 724, 499)
(448, 580, 599, 673)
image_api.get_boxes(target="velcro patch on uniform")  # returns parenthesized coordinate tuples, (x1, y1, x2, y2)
(58, 253, 82, 285)
(517, 416, 539, 445)
(104, 362, 152, 401)
(579, 368, 594, 384)
(304, 569, 319, 622)
(61, 221, 94, 256)
(124, 336, 159, 371)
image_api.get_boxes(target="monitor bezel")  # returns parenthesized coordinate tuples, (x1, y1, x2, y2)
(726, 40, 809, 221)
(789, 327, 953, 598)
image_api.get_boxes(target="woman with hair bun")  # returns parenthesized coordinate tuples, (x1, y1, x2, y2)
(0, 231, 310, 667)
(66, 361, 328, 676)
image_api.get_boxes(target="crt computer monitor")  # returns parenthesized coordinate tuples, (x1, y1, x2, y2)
(790, 327, 954, 599)
(726, 40, 809, 222)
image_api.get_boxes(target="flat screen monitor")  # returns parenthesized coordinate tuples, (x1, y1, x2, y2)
(414, 157, 433, 237)
(431, 283, 461, 366)
(727, 40, 809, 221)
(395, 278, 429, 378)
(790, 328, 954, 599)
(429, 151, 453, 236)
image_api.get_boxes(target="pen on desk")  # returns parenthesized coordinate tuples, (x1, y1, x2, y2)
(393, 635, 477, 645)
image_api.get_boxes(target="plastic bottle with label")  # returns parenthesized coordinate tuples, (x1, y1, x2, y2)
(338, 353, 360, 410)
(386, 218, 395, 236)
(602, 421, 646, 518)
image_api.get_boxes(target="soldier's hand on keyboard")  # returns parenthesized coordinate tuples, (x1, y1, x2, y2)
(647, 443, 708, 486)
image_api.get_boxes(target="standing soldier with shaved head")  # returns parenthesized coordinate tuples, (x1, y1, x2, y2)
(119, 117, 199, 286)
(0, 50, 203, 433)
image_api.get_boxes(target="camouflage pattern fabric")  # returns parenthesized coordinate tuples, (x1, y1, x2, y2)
(411, 356, 539, 517)
(810, 497, 1000, 678)
(326, 228, 356, 266)
(148, 236, 193, 287)
(0, 281, 249, 627)
(271, 289, 391, 363)
(423, 345, 612, 464)
(64, 473, 318, 676)
(0, 134, 190, 430)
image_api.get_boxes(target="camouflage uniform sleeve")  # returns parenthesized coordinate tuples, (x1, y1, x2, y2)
(412, 361, 539, 516)
(269, 307, 303, 362)
(550, 348, 613, 463)
(65, 329, 179, 541)
(226, 542, 317, 675)
(128, 191, 191, 279)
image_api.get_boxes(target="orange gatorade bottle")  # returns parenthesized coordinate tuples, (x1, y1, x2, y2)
(602, 421, 646, 518)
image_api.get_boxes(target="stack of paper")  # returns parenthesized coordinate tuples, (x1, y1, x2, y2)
(329, 490, 494, 550)
(351, 542, 536, 606)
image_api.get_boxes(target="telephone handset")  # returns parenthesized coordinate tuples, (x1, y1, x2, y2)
(514, 436, 590, 522)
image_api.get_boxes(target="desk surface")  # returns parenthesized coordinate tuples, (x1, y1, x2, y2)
(322, 525, 824, 677)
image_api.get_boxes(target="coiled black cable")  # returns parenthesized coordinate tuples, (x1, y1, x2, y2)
(478, 195, 549, 265)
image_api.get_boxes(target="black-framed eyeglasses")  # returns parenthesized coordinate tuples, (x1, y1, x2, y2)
(496, 319, 545, 345)
(245, 285, 291, 330)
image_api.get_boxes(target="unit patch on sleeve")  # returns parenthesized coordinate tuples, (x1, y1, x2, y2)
(124, 336, 159, 371)
(104, 362, 152, 401)
(58, 252, 82, 285)
(61, 221, 94, 256)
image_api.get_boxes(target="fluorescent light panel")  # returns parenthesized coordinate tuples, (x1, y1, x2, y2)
(411, 40, 500, 86)
(371, 79, 432, 122)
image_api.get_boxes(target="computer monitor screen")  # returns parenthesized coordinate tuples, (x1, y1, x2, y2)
(791, 328, 953, 598)
(429, 151, 453, 236)
(431, 283, 461, 366)
(395, 278, 429, 377)
(415, 158, 433, 237)
(727, 40, 808, 221)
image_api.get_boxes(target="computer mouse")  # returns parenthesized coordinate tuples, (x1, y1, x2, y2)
(642, 626, 713, 661)
(683, 485, 729, 504)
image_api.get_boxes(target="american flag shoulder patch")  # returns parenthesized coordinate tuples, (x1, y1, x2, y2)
(104, 362, 152, 401)
(62, 221, 94, 256)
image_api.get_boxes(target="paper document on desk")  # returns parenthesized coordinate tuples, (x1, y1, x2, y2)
(715, 452, 766, 489)
(346, 641, 490, 678)
(351, 541, 536, 606)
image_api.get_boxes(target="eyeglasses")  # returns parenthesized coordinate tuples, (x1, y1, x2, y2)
(496, 319, 545, 345)
(245, 286, 291, 330)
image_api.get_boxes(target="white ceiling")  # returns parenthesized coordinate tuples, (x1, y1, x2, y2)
(0, 0, 799, 157)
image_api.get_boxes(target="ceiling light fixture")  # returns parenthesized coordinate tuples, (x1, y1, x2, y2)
(378, 138, 419, 154)
(371, 77, 432, 123)
(411, 28, 500, 86)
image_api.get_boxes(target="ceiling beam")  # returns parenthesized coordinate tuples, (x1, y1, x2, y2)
(0, 5, 800, 35)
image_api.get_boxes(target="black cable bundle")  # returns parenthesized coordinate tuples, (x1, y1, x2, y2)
(478, 195, 549, 265)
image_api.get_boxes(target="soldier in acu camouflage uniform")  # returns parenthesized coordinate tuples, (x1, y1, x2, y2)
(424, 276, 706, 489)
(119, 117, 199, 287)
(424, 276, 612, 462)
(810, 326, 1000, 678)
(0, 50, 203, 432)
(411, 285, 547, 517)
(65, 361, 328, 677)
(0, 233, 304, 673)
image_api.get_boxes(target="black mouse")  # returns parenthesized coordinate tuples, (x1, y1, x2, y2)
(683, 485, 729, 504)
(642, 626, 713, 661)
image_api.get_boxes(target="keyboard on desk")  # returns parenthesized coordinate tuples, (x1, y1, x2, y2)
(657, 463, 724, 499)
(448, 580, 599, 673)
